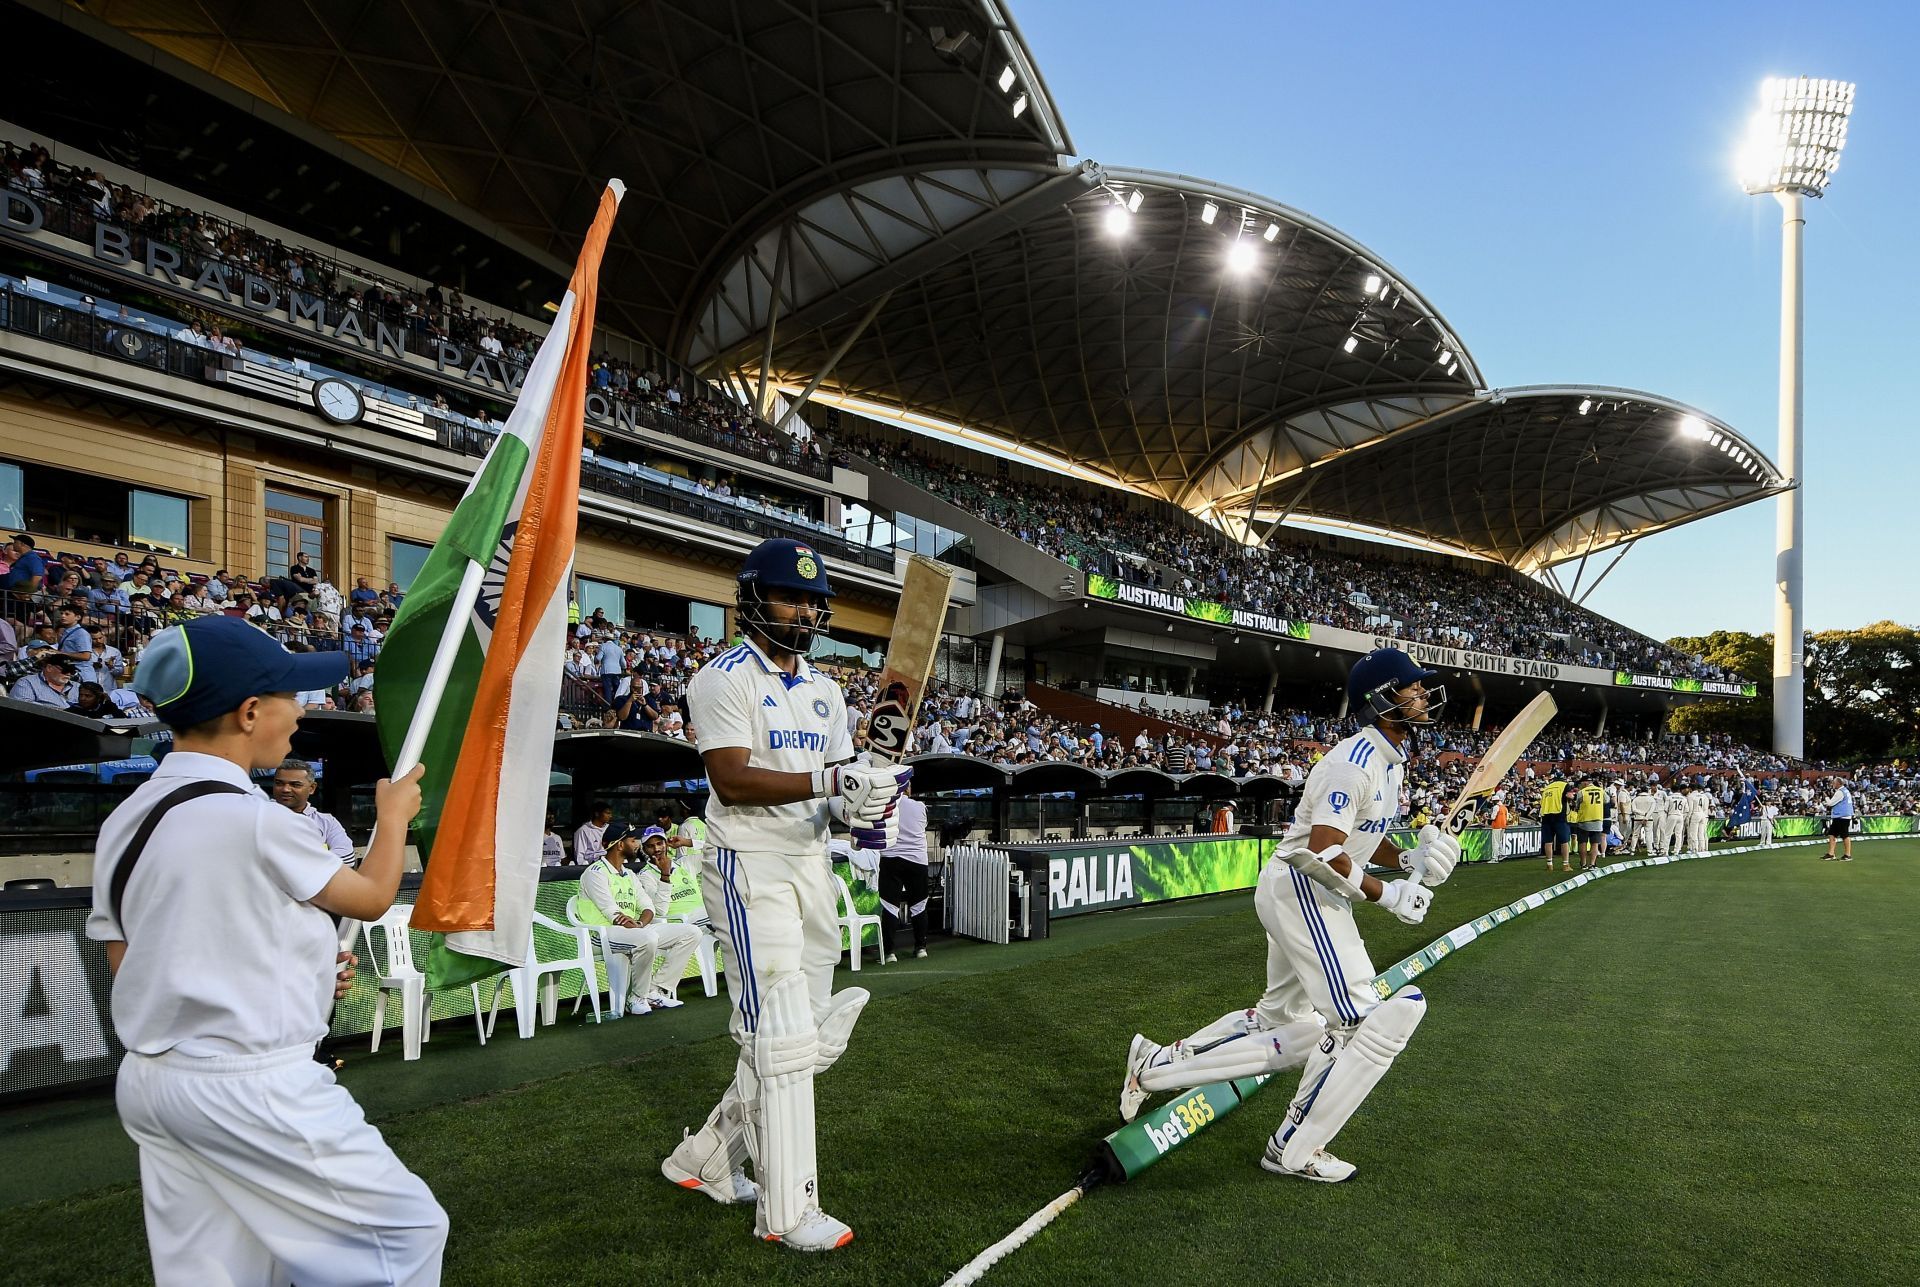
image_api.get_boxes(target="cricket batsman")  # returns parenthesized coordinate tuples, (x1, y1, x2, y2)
(1118, 648, 1461, 1182)
(662, 538, 908, 1251)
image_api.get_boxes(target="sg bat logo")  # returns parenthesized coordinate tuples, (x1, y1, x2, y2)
(866, 681, 915, 760)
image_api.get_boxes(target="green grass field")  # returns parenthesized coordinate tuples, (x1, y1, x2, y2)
(6, 838, 1919, 1286)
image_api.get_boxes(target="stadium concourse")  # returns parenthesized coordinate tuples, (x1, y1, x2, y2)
(1, 2, 1912, 1284)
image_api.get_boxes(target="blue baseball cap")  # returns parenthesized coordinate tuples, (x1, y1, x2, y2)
(140, 616, 348, 728)
(602, 819, 638, 847)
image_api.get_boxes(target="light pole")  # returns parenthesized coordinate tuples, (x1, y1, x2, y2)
(1738, 76, 1854, 760)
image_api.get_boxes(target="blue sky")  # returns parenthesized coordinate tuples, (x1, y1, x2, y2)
(1013, 0, 1915, 641)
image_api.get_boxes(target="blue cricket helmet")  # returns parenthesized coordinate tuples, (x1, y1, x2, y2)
(1348, 647, 1444, 726)
(737, 537, 834, 654)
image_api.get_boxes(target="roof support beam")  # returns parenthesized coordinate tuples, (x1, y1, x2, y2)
(775, 289, 894, 434)
(754, 222, 792, 419)
(1575, 537, 1639, 608)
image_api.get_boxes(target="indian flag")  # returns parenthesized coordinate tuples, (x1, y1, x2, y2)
(376, 180, 624, 990)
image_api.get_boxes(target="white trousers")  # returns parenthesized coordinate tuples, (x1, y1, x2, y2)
(701, 847, 843, 1043)
(1252, 859, 1380, 1033)
(1759, 820, 1775, 845)
(647, 921, 703, 996)
(1688, 818, 1709, 854)
(599, 924, 660, 1006)
(117, 1044, 447, 1287)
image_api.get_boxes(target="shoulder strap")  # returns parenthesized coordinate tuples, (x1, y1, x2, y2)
(109, 781, 250, 927)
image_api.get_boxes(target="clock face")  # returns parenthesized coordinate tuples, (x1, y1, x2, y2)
(315, 379, 364, 423)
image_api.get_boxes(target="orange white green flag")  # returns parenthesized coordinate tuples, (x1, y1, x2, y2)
(374, 180, 623, 989)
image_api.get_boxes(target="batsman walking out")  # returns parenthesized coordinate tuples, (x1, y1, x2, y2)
(1118, 648, 1461, 1182)
(663, 538, 910, 1251)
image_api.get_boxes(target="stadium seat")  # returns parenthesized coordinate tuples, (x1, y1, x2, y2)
(833, 873, 884, 972)
(484, 909, 601, 1039)
(361, 907, 489, 1060)
(667, 908, 720, 998)
(564, 894, 630, 1018)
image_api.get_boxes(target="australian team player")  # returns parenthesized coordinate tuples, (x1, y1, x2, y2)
(1118, 648, 1461, 1182)
(663, 538, 910, 1251)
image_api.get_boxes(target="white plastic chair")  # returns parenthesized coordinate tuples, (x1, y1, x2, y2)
(566, 894, 632, 1017)
(362, 906, 489, 1060)
(485, 909, 602, 1039)
(668, 910, 720, 998)
(834, 873, 884, 972)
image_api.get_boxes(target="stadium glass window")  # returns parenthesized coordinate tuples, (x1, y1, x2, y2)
(577, 576, 627, 626)
(689, 600, 725, 644)
(127, 490, 189, 557)
(0, 462, 21, 529)
(263, 487, 329, 579)
(389, 537, 431, 591)
(3, 456, 193, 555)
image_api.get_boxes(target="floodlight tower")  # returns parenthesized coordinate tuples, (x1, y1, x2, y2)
(1738, 76, 1854, 760)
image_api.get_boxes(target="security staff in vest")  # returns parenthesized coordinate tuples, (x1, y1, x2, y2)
(84, 614, 446, 1286)
(1537, 769, 1572, 872)
(576, 819, 662, 1015)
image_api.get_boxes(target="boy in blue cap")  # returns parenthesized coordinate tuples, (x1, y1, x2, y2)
(86, 615, 447, 1285)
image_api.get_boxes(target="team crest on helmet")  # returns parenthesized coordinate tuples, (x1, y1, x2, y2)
(796, 555, 819, 580)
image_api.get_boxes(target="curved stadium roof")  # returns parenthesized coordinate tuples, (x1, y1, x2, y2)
(79, 0, 1785, 571)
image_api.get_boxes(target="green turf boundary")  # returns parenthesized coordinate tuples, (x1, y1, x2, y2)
(940, 832, 1906, 1287)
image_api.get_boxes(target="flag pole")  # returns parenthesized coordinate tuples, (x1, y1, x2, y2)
(338, 557, 491, 952)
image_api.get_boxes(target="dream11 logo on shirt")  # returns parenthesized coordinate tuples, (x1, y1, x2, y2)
(1328, 790, 1351, 814)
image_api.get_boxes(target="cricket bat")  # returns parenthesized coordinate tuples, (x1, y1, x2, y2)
(864, 554, 957, 763)
(1440, 690, 1558, 831)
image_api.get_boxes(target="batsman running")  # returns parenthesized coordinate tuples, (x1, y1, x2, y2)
(1117, 647, 1461, 1182)
(662, 538, 910, 1250)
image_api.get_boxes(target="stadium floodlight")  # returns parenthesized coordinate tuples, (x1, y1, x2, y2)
(1103, 204, 1129, 237)
(1577, 398, 1592, 415)
(1262, 222, 1280, 242)
(998, 64, 1017, 93)
(1342, 334, 1360, 354)
(1740, 76, 1854, 760)
(1200, 200, 1219, 225)
(1363, 273, 1382, 296)
(1227, 239, 1257, 274)
(1011, 93, 1029, 118)
(1126, 189, 1144, 213)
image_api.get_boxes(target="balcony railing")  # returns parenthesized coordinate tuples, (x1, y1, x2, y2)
(2, 285, 889, 572)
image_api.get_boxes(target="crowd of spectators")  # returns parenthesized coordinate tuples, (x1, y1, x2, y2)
(3, 139, 824, 474)
(844, 432, 1739, 683)
(1, 533, 392, 716)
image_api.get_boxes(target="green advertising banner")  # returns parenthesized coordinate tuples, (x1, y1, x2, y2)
(1612, 671, 1758, 698)
(1040, 837, 1271, 917)
(1085, 573, 1310, 641)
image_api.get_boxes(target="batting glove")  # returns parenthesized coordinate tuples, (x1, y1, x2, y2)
(816, 762, 912, 822)
(1376, 877, 1432, 926)
(1402, 824, 1461, 887)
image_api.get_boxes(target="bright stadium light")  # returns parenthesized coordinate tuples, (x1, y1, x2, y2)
(1104, 204, 1129, 237)
(1227, 239, 1257, 274)
(1200, 200, 1218, 225)
(1679, 414, 1710, 440)
(998, 64, 1017, 93)
(1740, 75, 1855, 759)
(1126, 188, 1144, 213)
(1578, 398, 1592, 415)
(1263, 222, 1280, 242)
(1342, 334, 1360, 354)
(1363, 273, 1382, 296)
(1011, 93, 1029, 118)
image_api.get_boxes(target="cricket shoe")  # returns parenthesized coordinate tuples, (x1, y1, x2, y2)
(756, 1206, 854, 1252)
(1260, 1142, 1356, 1183)
(648, 991, 686, 1010)
(1120, 1033, 1163, 1122)
(661, 1152, 758, 1205)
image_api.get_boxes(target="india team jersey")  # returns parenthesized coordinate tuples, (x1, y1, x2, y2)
(1281, 726, 1405, 868)
(686, 636, 853, 857)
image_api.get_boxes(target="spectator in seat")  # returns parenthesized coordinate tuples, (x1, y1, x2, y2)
(11, 654, 77, 709)
(2, 535, 43, 593)
(349, 577, 379, 607)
